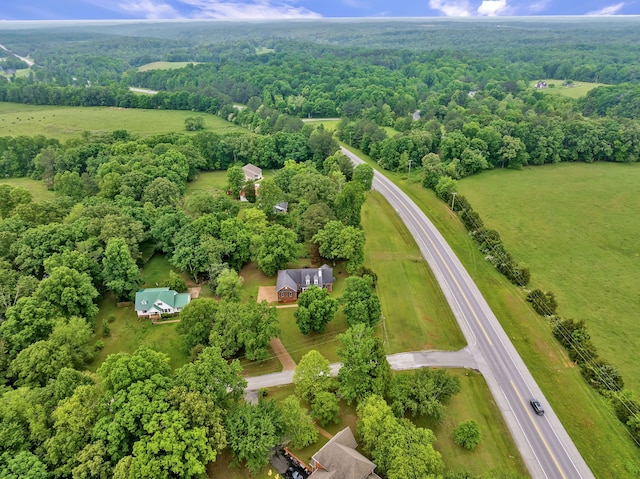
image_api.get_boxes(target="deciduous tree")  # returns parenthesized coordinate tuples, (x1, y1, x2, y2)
(102, 238, 140, 301)
(293, 350, 333, 403)
(341, 275, 381, 328)
(453, 420, 481, 450)
(294, 286, 338, 334)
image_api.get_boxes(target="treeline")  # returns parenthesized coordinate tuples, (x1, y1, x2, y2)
(580, 83, 640, 120)
(337, 91, 640, 186)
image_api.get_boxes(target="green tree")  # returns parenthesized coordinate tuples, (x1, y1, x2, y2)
(313, 220, 365, 274)
(256, 224, 298, 277)
(357, 394, 443, 479)
(243, 180, 257, 204)
(174, 346, 246, 410)
(215, 268, 244, 300)
(311, 391, 340, 427)
(162, 270, 187, 293)
(337, 324, 391, 404)
(353, 163, 374, 191)
(256, 178, 284, 219)
(225, 400, 283, 475)
(293, 350, 333, 403)
(71, 441, 112, 479)
(0, 451, 49, 479)
(434, 175, 458, 203)
(454, 420, 481, 450)
(34, 266, 99, 320)
(334, 181, 365, 227)
(184, 116, 205, 131)
(142, 177, 182, 208)
(341, 275, 381, 328)
(102, 238, 141, 301)
(390, 368, 461, 422)
(176, 298, 218, 352)
(129, 409, 216, 479)
(54, 171, 84, 200)
(295, 286, 338, 334)
(226, 164, 245, 198)
(299, 202, 336, 241)
(279, 396, 318, 449)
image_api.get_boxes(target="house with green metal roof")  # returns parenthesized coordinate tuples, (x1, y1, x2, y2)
(134, 287, 191, 318)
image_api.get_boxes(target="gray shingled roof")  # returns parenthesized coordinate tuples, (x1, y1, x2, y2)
(309, 427, 378, 479)
(276, 265, 334, 292)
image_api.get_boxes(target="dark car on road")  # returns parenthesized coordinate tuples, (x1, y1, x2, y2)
(530, 399, 544, 416)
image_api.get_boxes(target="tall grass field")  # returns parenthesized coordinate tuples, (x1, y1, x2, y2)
(0, 102, 242, 140)
(459, 162, 640, 397)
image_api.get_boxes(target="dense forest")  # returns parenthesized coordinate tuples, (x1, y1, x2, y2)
(1, 17, 640, 478)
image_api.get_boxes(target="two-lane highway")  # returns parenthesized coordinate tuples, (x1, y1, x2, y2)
(343, 147, 594, 479)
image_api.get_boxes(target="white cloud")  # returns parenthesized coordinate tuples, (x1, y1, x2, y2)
(176, 0, 322, 19)
(118, 0, 180, 18)
(529, 0, 550, 12)
(477, 0, 508, 15)
(341, 0, 370, 9)
(117, 0, 321, 19)
(429, 0, 472, 16)
(586, 2, 624, 15)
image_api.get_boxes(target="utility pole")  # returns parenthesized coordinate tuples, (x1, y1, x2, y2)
(408, 159, 412, 180)
(450, 191, 458, 212)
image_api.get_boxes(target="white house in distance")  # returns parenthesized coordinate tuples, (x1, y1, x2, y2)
(243, 163, 263, 181)
(134, 287, 191, 318)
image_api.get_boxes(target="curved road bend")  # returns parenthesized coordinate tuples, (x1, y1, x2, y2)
(341, 147, 594, 479)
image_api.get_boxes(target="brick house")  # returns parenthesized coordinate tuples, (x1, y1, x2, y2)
(276, 265, 334, 303)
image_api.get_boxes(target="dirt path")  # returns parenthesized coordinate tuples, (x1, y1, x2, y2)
(315, 425, 333, 439)
(188, 286, 201, 299)
(270, 338, 297, 371)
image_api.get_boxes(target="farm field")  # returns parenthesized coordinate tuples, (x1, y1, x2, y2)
(458, 162, 640, 397)
(362, 191, 465, 352)
(530, 79, 607, 98)
(137, 61, 203, 71)
(0, 177, 54, 202)
(0, 102, 242, 139)
(341, 143, 640, 479)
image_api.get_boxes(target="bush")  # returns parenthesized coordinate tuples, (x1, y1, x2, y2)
(95, 340, 105, 350)
(453, 420, 481, 450)
(311, 391, 340, 427)
(102, 323, 110, 337)
(107, 314, 116, 323)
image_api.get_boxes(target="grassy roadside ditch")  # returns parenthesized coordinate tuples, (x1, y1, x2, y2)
(341, 144, 640, 479)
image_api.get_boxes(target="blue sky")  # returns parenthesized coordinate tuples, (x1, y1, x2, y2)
(0, 0, 638, 20)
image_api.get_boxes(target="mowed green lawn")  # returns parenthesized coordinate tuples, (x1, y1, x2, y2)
(137, 61, 203, 71)
(89, 294, 189, 372)
(416, 369, 528, 477)
(0, 177, 54, 202)
(530, 79, 607, 99)
(362, 191, 465, 352)
(0, 102, 242, 140)
(459, 162, 640, 396)
(341, 143, 640, 479)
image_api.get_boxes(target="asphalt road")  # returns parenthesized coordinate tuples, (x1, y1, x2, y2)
(341, 147, 595, 479)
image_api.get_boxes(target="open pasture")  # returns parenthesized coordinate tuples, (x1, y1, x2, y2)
(530, 79, 607, 98)
(0, 101, 241, 140)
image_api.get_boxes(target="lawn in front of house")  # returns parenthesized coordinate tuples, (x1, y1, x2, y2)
(88, 294, 189, 371)
(362, 191, 465, 352)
